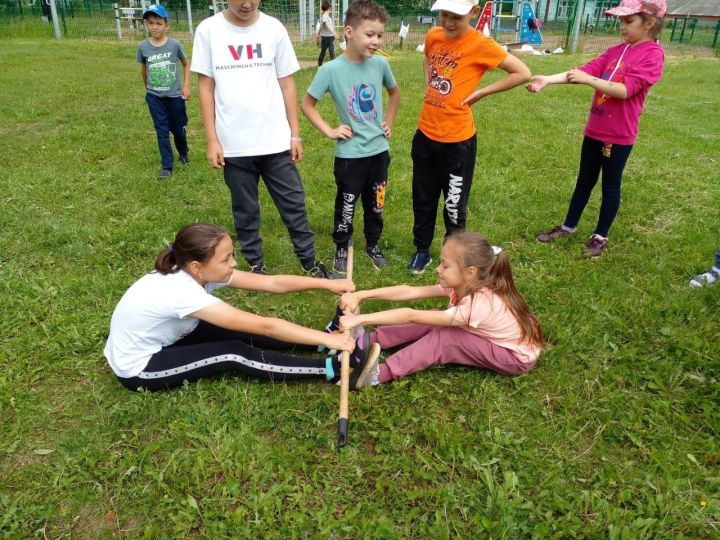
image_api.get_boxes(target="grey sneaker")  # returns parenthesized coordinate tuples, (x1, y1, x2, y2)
(303, 260, 336, 279)
(333, 247, 348, 275)
(157, 168, 172, 179)
(690, 267, 720, 288)
(365, 245, 387, 269)
(536, 225, 573, 243)
(350, 342, 381, 390)
(583, 234, 608, 258)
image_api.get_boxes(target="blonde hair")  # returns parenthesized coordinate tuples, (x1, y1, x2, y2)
(639, 13, 664, 40)
(444, 231, 544, 348)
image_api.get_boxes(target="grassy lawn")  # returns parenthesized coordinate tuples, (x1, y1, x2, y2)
(0, 39, 718, 538)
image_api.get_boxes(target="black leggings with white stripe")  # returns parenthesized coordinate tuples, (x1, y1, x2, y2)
(118, 321, 335, 392)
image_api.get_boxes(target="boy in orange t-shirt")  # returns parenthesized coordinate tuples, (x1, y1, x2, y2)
(408, 0, 530, 274)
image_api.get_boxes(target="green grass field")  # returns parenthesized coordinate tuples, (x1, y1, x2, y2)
(1, 39, 718, 538)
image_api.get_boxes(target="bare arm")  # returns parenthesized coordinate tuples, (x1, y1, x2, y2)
(527, 69, 627, 98)
(341, 307, 455, 330)
(461, 54, 531, 106)
(567, 68, 628, 99)
(423, 55, 431, 84)
(383, 85, 400, 138)
(340, 284, 444, 312)
(229, 269, 354, 295)
(197, 73, 224, 169)
(192, 301, 355, 352)
(278, 75, 303, 162)
(140, 63, 148, 88)
(180, 57, 191, 100)
(300, 93, 353, 140)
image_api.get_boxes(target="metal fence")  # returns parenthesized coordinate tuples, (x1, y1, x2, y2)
(1, 0, 718, 57)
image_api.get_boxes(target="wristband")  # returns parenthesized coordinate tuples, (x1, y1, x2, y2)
(291, 137, 302, 142)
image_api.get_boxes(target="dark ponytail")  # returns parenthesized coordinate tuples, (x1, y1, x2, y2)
(154, 223, 230, 274)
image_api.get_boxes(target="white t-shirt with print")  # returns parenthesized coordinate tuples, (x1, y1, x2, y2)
(191, 12, 300, 157)
(104, 270, 228, 378)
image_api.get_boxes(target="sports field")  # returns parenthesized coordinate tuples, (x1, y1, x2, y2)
(0, 39, 718, 537)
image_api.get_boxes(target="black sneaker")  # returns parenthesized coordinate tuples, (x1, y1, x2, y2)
(249, 263, 267, 275)
(179, 155, 189, 165)
(408, 250, 432, 275)
(333, 247, 348, 275)
(365, 245, 387, 269)
(303, 260, 336, 279)
(157, 169, 172, 179)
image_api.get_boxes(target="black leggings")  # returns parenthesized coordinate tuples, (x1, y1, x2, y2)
(318, 36, 335, 65)
(118, 321, 336, 392)
(564, 136, 633, 237)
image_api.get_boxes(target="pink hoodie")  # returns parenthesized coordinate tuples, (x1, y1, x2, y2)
(579, 40, 664, 145)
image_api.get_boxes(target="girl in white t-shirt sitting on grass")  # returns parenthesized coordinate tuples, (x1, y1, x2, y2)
(104, 223, 379, 391)
(338, 231, 544, 384)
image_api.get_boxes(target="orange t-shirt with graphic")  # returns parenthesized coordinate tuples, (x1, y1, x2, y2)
(418, 27, 507, 143)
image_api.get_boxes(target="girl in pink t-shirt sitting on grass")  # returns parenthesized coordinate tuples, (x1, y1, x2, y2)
(527, 0, 666, 258)
(338, 231, 544, 384)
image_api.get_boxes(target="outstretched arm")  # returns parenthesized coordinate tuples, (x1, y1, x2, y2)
(229, 269, 354, 295)
(340, 307, 454, 330)
(278, 74, 303, 162)
(461, 54, 531, 106)
(192, 301, 355, 352)
(340, 284, 444, 312)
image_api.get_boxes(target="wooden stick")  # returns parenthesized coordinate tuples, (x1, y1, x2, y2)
(337, 242, 354, 447)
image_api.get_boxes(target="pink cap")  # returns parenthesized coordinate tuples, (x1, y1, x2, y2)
(605, 0, 666, 18)
(605, 0, 667, 19)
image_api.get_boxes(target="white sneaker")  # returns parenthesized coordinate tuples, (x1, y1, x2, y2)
(689, 266, 720, 288)
(351, 343, 381, 389)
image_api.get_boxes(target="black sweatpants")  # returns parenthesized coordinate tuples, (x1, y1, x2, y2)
(332, 151, 390, 248)
(410, 130, 477, 250)
(117, 321, 336, 392)
(223, 152, 316, 268)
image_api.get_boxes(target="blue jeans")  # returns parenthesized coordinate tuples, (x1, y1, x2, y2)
(145, 93, 189, 170)
(715, 248, 720, 268)
(564, 136, 633, 237)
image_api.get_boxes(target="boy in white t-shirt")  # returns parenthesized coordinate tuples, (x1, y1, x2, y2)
(191, 0, 332, 278)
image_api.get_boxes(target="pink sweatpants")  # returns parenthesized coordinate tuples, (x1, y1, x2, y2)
(372, 323, 535, 383)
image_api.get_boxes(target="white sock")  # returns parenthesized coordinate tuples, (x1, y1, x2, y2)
(561, 225, 577, 232)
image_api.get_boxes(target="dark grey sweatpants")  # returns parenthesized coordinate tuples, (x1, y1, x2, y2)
(223, 151, 316, 268)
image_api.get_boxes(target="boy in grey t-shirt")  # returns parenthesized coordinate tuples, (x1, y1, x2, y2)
(301, 0, 400, 274)
(137, 4, 191, 179)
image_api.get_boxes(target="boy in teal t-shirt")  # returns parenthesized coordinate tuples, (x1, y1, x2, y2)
(301, 0, 400, 274)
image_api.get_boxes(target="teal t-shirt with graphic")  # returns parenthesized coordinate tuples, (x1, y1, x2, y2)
(137, 38, 187, 97)
(307, 55, 397, 158)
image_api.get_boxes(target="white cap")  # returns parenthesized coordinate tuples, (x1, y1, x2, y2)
(430, 0, 479, 16)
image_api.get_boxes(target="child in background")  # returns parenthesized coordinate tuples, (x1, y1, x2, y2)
(689, 248, 720, 287)
(137, 4, 190, 179)
(301, 0, 400, 275)
(317, 1, 340, 66)
(528, 0, 666, 257)
(339, 230, 543, 384)
(192, 0, 332, 278)
(408, 0, 530, 275)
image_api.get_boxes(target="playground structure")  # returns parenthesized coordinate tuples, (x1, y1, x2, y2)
(475, 0, 543, 46)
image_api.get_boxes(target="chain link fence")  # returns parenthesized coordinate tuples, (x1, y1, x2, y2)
(1, 0, 718, 57)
